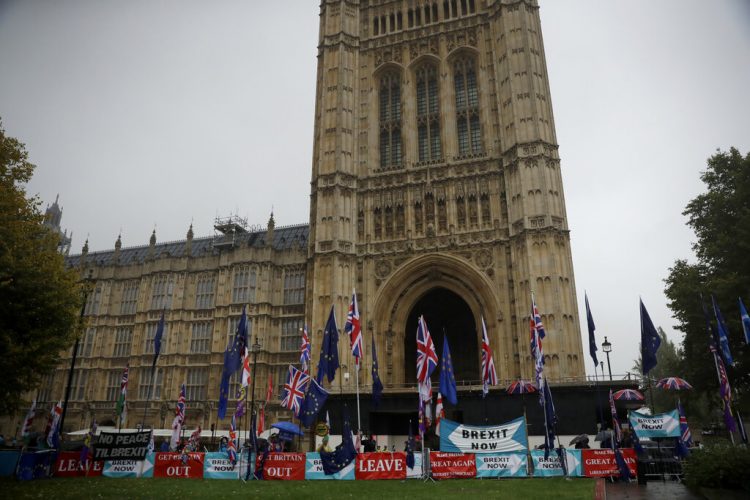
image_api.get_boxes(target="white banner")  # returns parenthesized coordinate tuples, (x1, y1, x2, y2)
(440, 417, 527, 453)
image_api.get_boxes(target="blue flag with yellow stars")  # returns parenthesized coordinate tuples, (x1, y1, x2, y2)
(371, 336, 384, 407)
(320, 407, 356, 475)
(299, 378, 329, 428)
(316, 305, 340, 384)
(439, 336, 458, 405)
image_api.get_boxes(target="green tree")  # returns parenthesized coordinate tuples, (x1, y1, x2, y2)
(664, 148, 750, 422)
(0, 120, 83, 416)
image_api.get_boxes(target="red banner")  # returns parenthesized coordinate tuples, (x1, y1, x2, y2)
(355, 452, 407, 480)
(429, 451, 477, 479)
(153, 452, 205, 479)
(582, 449, 637, 477)
(54, 451, 103, 477)
(256, 452, 306, 480)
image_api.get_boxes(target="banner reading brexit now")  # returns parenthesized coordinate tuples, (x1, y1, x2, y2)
(629, 410, 680, 439)
(439, 417, 527, 453)
(475, 451, 528, 478)
(102, 454, 154, 478)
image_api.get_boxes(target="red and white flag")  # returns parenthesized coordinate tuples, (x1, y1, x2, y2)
(435, 392, 445, 435)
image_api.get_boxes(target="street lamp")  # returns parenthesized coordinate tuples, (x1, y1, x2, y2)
(602, 336, 613, 381)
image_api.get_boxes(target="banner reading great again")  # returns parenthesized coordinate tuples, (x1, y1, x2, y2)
(439, 417, 527, 453)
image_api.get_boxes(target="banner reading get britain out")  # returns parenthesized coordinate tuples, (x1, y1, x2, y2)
(440, 417, 527, 453)
(628, 410, 680, 439)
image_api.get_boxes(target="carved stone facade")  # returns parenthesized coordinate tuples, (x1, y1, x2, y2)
(307, 0, 585, 394)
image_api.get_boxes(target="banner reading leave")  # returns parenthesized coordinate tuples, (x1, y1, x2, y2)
(355, 452, 407, 480)
(54, 451, 104, 477)
(257, 452, 306, 480)
(439, 417, 527, 453)
(429, 452, 476, 479)
(103, 453, 154, 478)
(530, 449, 582, 477)
(305, 453, 355, 480)
(475, 451, 528, 478)
(582, 449, 637, 477)
(629, 410, 680, 439)
(153, 452, 204, 479)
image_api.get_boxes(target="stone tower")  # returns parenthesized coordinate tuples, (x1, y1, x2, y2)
(308, 0, 584, 395)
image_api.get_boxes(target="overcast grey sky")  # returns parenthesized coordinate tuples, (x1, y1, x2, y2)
(1, 1, 748, 376)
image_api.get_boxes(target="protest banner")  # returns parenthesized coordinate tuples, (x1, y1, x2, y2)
(429, 452, 477, 479)
(439, 417, 527, 453)
(305, 452, 355, 480)
(54, 451, 104, 477)
(153, 452, 204, 479)
(203, 452, 239, 479)
(475, 451, 528, 478)
(16, 450, 56, 481)
(628, 410, 680, 439)
(0, 450, 21, 477)
(103, 453, 154, 478)
(582, 449, 637, 477)
(94, 431, 152, 461)
(256, 452, 306, 480)
(530, 449, 582, 477)
(355, 452, 407, 480)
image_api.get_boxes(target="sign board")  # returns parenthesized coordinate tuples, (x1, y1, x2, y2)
(475, 452, 528, 478)
(629, 410, 680, 439)
(305, 452, 355, 480)
(257, 452, 306, 480)
(581, 449, 637, 477)
(439, 417, 527, 453)
(355, 452, 407, 480)
(103, 453, 154, 478)
(530, 449, 583, 477)
(54, 451, 104, 477)
(429, 452, 477, 479)
(153, 452, 204, 479)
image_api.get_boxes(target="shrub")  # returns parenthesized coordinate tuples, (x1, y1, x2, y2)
(683, 444, 750, 491)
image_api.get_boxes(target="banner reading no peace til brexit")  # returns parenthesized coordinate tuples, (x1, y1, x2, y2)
(628, 410, 680, 439)
(94, 431, 152, 461)
(440, 417, 527, 453)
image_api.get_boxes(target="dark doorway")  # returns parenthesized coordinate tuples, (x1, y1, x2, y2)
(404, 287, 479, 384)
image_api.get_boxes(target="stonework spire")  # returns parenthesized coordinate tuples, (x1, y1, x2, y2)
(185, 223, 194, 255)
(148, 229, 156, 259)
(114, 233, 122, 262)
(265, 212, 275, 247)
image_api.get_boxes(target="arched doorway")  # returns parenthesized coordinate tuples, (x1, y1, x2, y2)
(404, 287, 479, 384)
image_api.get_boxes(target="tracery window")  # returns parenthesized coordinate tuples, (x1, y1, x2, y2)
(454, 58, 482, 156)
(379, 72, 402, 169)
(416, 65, 442, 162)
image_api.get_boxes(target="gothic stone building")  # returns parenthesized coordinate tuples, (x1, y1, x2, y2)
(13, 0, 590, 438)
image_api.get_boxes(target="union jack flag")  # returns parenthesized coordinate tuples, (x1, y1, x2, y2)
(710, 344, 737, 432)
(227, 414, 237, 464)
(677, 401, 692, 447)
(281, 365, 310, 417)
(300, 324, 311, 373)
(481, 316, 497, 396)
(530, 294, 546, 386)
(175, 383, 186, 423)
(345, 290, 363, 365)
(416, 315, 438, 385)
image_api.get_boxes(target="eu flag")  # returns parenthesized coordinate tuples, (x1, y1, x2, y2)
(299, 378, 329, 428)
(712, 295, 734, 366)
(439, 336, 458, 405)
(316, 305, 340, 384)
(541, 378, 558, 460)
(217, 368, 230, 420)
(153, 310, 165, 365)
(371, 336, 384, 408)
(639, 300, 661, 375)
(585, 293, 598, 367)
(406, 421, 415, 469)
(320, 408, 356, 475)
(226, 305, 249, 374)
(739, 297, 750, 344)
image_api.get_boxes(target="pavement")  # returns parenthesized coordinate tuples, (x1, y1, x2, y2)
(602, 480, 703, 500)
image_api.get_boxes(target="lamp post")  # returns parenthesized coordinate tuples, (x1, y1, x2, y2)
(59, 269, 93, 439)
(249, 339, 261, 434)
(602, 336, 613, 381)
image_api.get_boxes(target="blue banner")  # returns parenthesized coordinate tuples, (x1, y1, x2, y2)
(440, 417, 527, 453)
(305, 453, 354, 480)
(0, 450, 21, 477)
(406, 452, 423, 479)
(103, 453, 154, 478)
(204, 452, 239, 479)
(475, 452, 528, 478)
(531, 449, 582, 477)
(629, 409, 680, 439)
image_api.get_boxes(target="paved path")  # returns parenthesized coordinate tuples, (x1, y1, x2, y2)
(603, 480, 702, 500)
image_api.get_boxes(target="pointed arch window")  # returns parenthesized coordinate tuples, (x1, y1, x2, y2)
(454, 57, 482, 157)
(416, 64, 442, 163)
(379, 72, 402, 169)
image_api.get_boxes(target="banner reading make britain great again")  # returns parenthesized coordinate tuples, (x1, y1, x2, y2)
(440, 417, 527, 453)
(628, 409, 680, 439)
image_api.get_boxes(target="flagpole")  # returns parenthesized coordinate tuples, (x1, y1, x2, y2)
(355, 358, 361, 450)
(710, 348, 735, 445)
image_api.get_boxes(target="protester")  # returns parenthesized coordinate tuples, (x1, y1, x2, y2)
(159, 440, 169, 452)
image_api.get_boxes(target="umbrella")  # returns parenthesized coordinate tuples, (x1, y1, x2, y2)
(271, 421, 304, 436)
(655, 377, 692, 391)
(612, 389, 645, 401)
(569, 434, 589, 446)
(506, 380, 538, 394)
(595, 429, 613, 442)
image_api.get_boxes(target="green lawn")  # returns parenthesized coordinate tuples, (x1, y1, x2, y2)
(2, 477, 594, 499)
